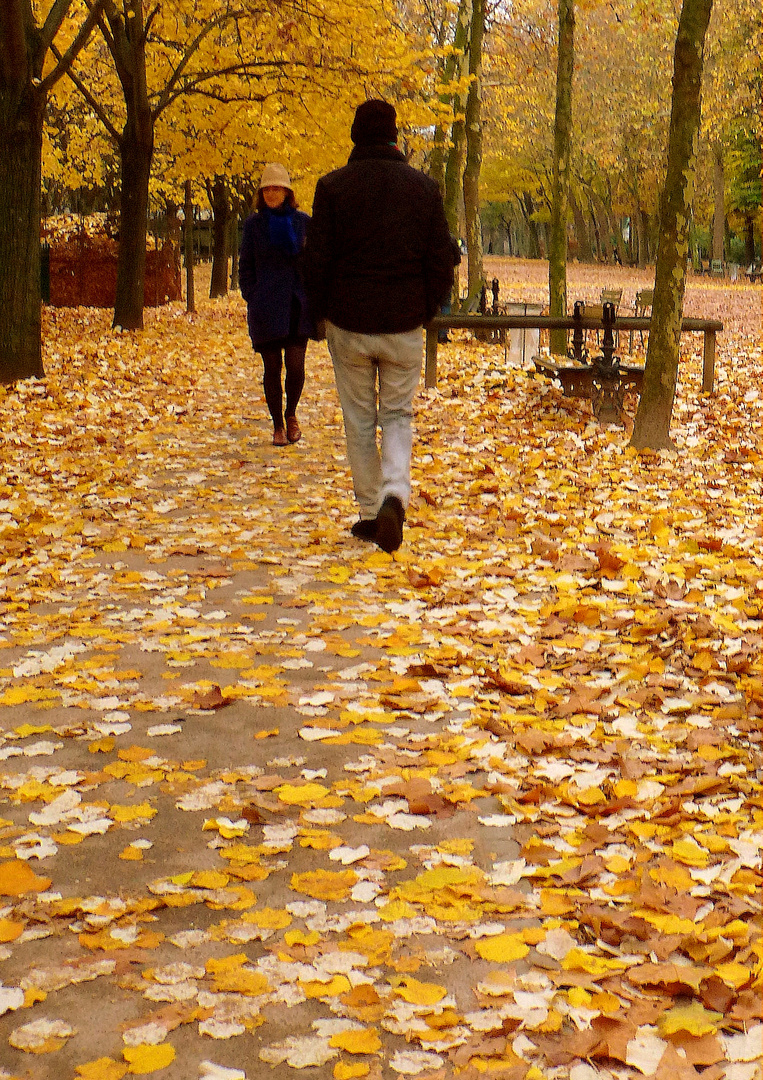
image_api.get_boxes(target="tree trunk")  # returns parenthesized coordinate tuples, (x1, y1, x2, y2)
(429, 0, 471, 196)
(549, 0, 575, 356)
(743, 214, 755, 265)
(443, 0, 472, 270)
(462, 0, 485, 296)
(638, 208, 650, 266)
(590, 207, 602, 260)
(0, 84, 45, 382)
(444, 118, 467, 239)
(209, 176, 230, 298)
(625, 214, 635, 264)
(0, 0, 105, 381)
(590, 190, 613, 262)
(229, 211, 240, 291)
(570, 192, 593, 262)
(522, 192, 542, 259)
(184, 179, 195, 314)
(606, 180, 622, 264)
(631, 0, 713, 451)
(114, 122, 153, 329)
(711, 142, 724, 262)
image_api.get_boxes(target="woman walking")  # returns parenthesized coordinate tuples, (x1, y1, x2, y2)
(239, 164, 312, 445)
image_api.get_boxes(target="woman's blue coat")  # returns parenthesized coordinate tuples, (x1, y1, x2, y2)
(239, 209, 313, 346)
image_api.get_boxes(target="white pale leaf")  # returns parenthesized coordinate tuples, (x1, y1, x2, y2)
(389, 1049, 445, 1074)
(722, 1025, 763, 1063)
(299, 727, 342, 741)
(9, 1018, 76, 1050)
(199, 1062, 246, 1080)
(199, 1018, 246, 1039)
(537, 927, 577, 961)
(329, 844, 370, 864)
(0, 987, 25, 1016)
(386, 813, 432, 831)
(122, 1021, 170, 1045)
(625, 1029, 668, 1074)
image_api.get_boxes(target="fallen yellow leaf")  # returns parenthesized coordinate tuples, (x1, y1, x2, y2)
(123, 1043, 176, 1073)
(290, 869, 358, 901)
(394, 977, 448, 1006)
(76, 1058, 129, 1080)
(334, 1062, 370, 1080)
(329, 1028, 382, 1054)
(475, 933, 530, 964)
(657, 1000, 723, 1037)
(0, 860, 52, 896)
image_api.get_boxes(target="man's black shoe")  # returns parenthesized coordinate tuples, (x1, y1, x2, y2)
(374, 495, 404, 554)
(351, 519, 377, 542)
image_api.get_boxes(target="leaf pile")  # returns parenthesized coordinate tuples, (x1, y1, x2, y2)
(0, 265, 760, 1079)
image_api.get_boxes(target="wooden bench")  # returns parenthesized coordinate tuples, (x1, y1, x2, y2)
(424, 313, 723, 394)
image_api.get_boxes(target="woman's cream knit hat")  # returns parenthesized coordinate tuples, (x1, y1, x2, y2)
(259, 163, 293, 190)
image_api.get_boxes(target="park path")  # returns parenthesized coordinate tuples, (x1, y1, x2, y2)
(0, 267, 760, 1079)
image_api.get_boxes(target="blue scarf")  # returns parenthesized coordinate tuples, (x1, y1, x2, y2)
(264, 204, 299, 254)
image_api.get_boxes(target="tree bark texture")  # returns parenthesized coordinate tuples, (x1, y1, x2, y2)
(0, 0, 44, 382)
(0, 0, 105, 380)
(443, 0, 472, 286)
(570, 192, 593, 262)
(590, 189, 614, 262)
(462, 0, 485, 296)
(109, 0, 154, 330)
(712, 142, 724, 262)
(444, 116, 467, 238)
(638, 209, 651, 267)
(229, 211, 240, 291)
(429, 0, 471, 196)
(522, 193, 542, 259)
(0, 83, 45, 382)
(631, 0, 713, 450)
(743, 215, 755, 265)
(209, 177, 230, 298)
(114, 117, 153, 329)
(549, 0, 575, 356)
(184, 179, 195, 314)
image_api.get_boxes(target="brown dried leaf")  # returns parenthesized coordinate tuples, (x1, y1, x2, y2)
(191, 685, 232, 710)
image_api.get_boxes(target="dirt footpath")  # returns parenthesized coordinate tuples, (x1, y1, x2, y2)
(0, 278, 760, 1080)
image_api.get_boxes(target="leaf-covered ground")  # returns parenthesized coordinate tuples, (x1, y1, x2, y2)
(0, 261, 760, 1080)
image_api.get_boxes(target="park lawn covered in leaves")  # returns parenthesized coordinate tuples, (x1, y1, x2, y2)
(0, 263, 760, 1080)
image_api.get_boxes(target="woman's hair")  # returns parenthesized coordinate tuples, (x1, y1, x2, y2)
(256, 188, 297, 212)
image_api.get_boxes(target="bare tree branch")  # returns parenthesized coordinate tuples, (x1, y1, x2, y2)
(83, 0, 118, 63)
(153, 8, 246, 117)
(38, 0, 76, 60)
(39, 0, 109, 94)
(142, 3, 160, 44)
(51, 42, 122, 144)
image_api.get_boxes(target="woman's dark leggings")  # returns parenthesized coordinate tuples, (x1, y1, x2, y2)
(259, 340, 306, 429)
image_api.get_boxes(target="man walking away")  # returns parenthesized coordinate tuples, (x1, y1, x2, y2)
(303, 100, 456, 553)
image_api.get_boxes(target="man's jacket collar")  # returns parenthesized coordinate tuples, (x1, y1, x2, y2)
(348, 143, 406, 164)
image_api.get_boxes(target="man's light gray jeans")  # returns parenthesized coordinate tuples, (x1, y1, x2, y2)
(326, 321, 423, 520)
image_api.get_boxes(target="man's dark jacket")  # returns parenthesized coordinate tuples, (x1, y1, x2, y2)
(303, 144, 456, 335)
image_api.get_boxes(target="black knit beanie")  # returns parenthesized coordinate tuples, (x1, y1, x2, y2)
(350, 99, 398, 146)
